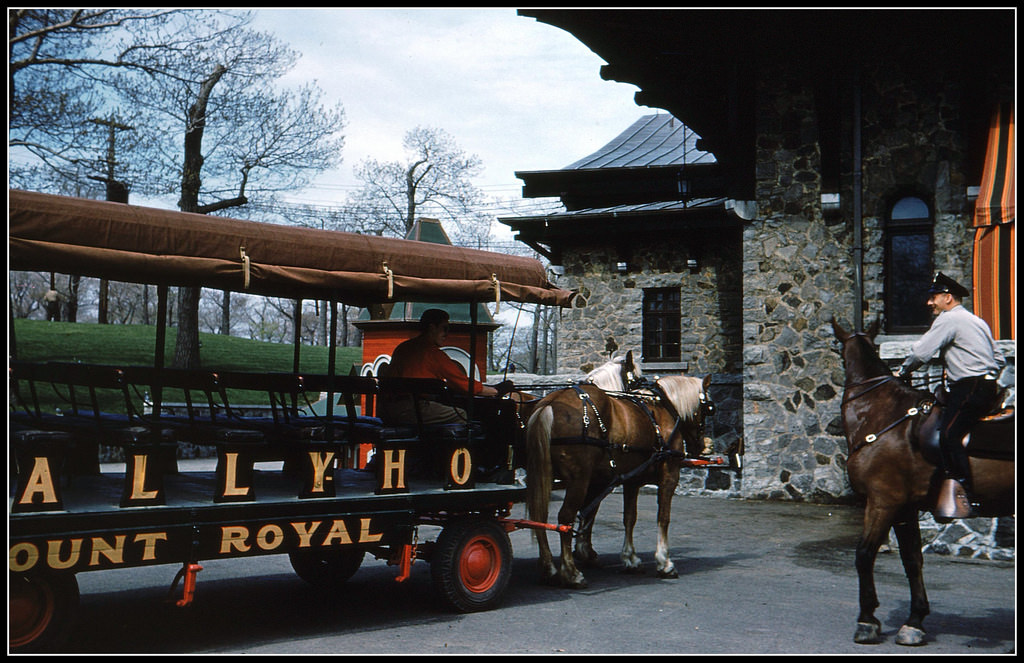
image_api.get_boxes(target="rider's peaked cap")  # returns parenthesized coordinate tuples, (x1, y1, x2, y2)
(927, 272, 970, 299)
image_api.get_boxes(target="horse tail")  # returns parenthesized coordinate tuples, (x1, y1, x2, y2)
(525, 404, 554, 531)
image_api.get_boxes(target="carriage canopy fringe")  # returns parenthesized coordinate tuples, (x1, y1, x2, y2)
(8, 190, 576, 308)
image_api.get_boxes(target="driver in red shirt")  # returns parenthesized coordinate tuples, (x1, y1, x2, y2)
(378, 308, 510, 425)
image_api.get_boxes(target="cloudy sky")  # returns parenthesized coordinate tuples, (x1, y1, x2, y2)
(247, 8, 650, 213)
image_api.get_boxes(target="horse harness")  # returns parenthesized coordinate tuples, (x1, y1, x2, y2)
(551, 385, 656, 455)
(551, 383, 710, 485)
(548, 381, 714, 533)
(842, 369, 934, 456)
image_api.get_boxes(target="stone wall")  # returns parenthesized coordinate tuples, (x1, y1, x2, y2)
(738, 62, 987, 503)
(857, 61, 976, 326)
(549, 60, 1007, 523)
(555, 230, 745, 493)
(740, 73, 854, 502)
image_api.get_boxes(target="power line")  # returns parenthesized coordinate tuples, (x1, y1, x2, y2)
(245, 195, 565, 221)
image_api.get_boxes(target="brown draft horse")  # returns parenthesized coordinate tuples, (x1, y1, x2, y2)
(525, 354, 713, 588)
(831, 319, 1014, 646)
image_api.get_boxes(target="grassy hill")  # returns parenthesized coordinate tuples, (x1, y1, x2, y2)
(11, 319, 363, 414)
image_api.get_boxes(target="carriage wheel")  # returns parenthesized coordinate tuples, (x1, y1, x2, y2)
(9, 571, 79, 653)
(431, 518, 512, 612)
(288, 548, 365, 588)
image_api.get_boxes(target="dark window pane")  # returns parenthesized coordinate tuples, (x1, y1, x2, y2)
(642, 287, 681, 361)
(889, 233, 932, 329)
(891, 196, 929, 221)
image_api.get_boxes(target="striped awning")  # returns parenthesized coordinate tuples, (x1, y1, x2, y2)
(972, 102, 1015, 340)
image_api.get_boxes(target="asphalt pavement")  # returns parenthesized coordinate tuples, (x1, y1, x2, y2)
(64, 487, 1015, 655)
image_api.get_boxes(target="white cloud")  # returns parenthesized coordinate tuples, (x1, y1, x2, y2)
(249, 8, 645, 205)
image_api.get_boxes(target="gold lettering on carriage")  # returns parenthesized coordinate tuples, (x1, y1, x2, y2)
(378, 448, 407, 492)
(221, 452, 251, 497)
(219, 517, 383, 554)
(9, 532, 169, 573)
(16, 456, 59, 506)
(449, 447, 472, 487)
(307, 451, 335, 493)
(129, 454, 160, 500)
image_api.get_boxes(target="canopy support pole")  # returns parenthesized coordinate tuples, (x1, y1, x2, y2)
(327, 299, 337, 420)
(292, 299, 302, 374)
(152, 284, 168, 415)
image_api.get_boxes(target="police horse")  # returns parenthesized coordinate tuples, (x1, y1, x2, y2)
(831, 319, 1014, 646)
(525, 352, 714, 588)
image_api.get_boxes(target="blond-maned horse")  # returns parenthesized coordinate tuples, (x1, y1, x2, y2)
(525, 359, 713, 588)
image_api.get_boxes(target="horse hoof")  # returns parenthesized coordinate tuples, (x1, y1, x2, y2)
(563, 577, 588, 590)
(657, 568, 679, 579)
(853, 622, 882, 644)
(895, 625, 926, 646)
(619, 565, 645, 575)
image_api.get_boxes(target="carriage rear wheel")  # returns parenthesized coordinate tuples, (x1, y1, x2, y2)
(288, 548, 365, 587)
(431, 518, 512, 612)
(9, 571, 79, 653)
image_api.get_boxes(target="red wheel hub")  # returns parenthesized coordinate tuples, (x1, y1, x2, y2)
(459, 535, 502, 592)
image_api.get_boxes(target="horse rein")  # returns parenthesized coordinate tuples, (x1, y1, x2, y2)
(839, 334, 934, 455)
(841, 375, 896, 404)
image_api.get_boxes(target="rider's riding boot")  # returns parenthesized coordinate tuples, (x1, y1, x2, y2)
(935, 433, 975, 520)
(934, 477, 972, 520)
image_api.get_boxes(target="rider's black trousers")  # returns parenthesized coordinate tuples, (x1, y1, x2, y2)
(939, 376, 998, 489)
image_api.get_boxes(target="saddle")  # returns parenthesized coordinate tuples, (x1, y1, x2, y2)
(917, 391, 1015, 464)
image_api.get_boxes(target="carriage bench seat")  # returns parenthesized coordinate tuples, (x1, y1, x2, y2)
(378, 422, 482, 442)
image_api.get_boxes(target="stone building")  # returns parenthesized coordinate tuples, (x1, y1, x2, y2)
(501, 113, 747, 495)
(502, 10, 1015, 512)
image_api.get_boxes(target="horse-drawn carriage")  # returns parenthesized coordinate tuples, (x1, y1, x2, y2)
(9, 190, 725, 652)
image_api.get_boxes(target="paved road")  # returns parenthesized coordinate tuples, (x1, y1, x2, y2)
(64, 491, 1014, 654)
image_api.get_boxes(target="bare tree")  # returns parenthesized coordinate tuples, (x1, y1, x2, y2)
(9, 9, 227, 321)
(347, 126, 487, 238)
(120, 24, 346, 368)
(10, 9, 348, 368)
(9, 9, 235, 188)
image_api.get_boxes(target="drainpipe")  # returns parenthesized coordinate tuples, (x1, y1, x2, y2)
(852, 74, 864, 333)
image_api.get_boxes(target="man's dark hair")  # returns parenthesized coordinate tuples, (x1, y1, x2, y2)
(420, 308, 449, 327)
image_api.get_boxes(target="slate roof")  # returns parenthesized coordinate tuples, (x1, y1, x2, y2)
(501, 198, 728, 224)
(563, 113, 715, 170)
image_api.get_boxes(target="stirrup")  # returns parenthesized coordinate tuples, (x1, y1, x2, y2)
(933, 478, 972, 520)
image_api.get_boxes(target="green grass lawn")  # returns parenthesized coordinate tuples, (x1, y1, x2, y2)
(11, 319, 363, 414)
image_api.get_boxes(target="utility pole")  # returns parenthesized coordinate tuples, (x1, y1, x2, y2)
(89, 116, 133, 324)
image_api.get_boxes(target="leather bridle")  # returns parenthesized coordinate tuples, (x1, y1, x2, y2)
(838, 332, 933, 455)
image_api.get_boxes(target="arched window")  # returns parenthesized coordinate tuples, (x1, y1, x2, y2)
(885, 195, 933, 333)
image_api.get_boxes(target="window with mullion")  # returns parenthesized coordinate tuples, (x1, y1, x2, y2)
(642, 287, 681, 362)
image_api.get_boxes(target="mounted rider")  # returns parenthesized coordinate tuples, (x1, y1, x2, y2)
(896, 272, 1004, 519)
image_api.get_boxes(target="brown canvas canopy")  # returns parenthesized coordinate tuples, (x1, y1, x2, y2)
(9, 190, 575, 308)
